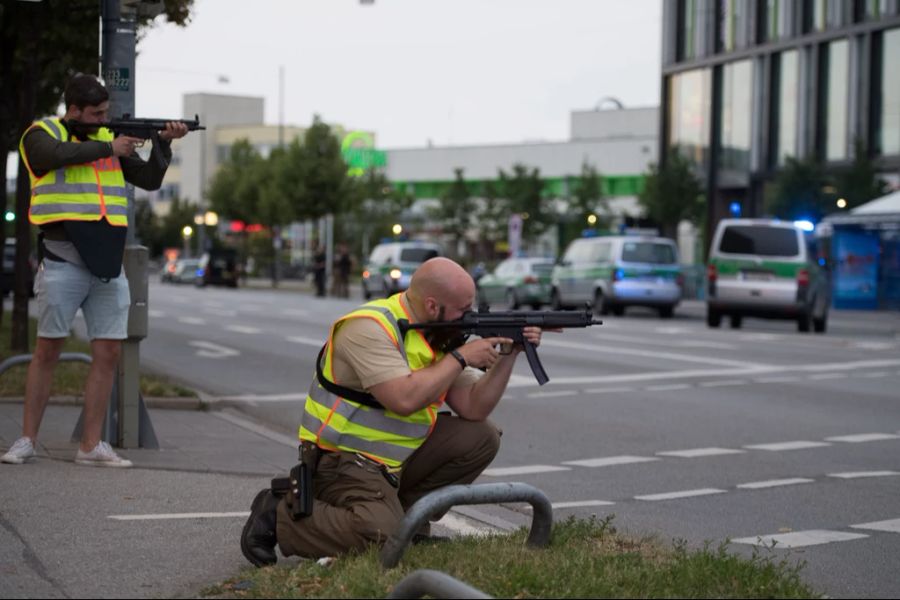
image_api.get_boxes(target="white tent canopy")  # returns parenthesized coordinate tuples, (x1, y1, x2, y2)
(825, 189, 900, 225)
(850, 189, 900, 215)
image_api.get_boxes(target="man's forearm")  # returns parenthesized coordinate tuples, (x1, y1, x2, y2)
(371, 354, 466, 416)
(23, 129, 111, 174)
(462, 352, 518, 421)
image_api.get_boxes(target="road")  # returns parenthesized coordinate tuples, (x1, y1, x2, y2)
(117, 281, 900, 598)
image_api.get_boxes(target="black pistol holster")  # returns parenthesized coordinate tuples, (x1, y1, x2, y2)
(271, 442, 319, 521)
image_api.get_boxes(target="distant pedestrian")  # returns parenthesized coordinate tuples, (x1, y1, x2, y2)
(331, 242, 353, 298)
(312, 243, 327, 297)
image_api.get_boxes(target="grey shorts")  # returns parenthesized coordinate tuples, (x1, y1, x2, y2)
(34, 259, 130, 340)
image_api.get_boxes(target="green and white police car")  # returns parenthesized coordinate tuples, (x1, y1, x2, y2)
(706, 219, 830, 333)
(551, 235, 683, 318)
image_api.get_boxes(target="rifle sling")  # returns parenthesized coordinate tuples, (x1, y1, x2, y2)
(314, 345, 385, 410)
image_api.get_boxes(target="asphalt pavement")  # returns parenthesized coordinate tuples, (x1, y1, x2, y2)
(2, 280, 899, 598)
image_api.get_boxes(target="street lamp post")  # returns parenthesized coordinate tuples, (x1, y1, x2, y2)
(182, 225, 193, 258)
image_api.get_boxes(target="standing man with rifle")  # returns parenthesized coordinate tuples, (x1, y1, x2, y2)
(1, 74, 193, 467)
(241, 257, 551, 565)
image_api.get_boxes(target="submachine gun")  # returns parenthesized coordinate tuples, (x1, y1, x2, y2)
(400, 307, 602, 385)
(65, 114, 205, 169)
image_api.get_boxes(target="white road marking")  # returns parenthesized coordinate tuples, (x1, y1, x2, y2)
(645, 383, 693, 391)
(740, 333, 782, 341)
(543, 338, 763, 369)
(509, 359, 900, 390)
(851, 341, 897, 351)
(732, 530, 869, 548)
(656, 447, 746, 458)
(827, 471, 900, 479)
(178, 316, 206, 325)
(482, 465, 572, 477)
(434, 513, 492, 537)
(286, 336, 325, 347)
(755, 376, 801, 383)
(699, 380, 748, 388)
(551, 500, 616, 509)
(594, 332, 736, 350)
(526, 390, 578, 398)
(218, 393, 308, 403)
(736, 478, 815, 490)
(583, 386, 636, 394)
(635, 488, 727, 502)
(188, 340, 240, 359)
(109, 512, 250, 521)
(858, 371, 889, 378)
(808, 373, 846, 380)
(204, 308, 238, 317)
(743, 441, 832, 451)
(281, 308, 310, 317)
(562, 455, 659, 468)
(225, 325, 261, 334)
(851, 518, 900, 534)
(148, 309, 166, 318)
(824, 433, 900, 443)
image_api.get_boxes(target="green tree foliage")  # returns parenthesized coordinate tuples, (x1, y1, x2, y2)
(498, 164, 552, 244)
(343, 169, 413, 257)
(208, 139, 266, 225)
(429, 168, 477, 259)
(834, 140, 888, 210)
(766, 156, 831, 221)
(293, 116, 354, 221)
(562, 162, 609, 247)
(638, 148, 704, 240)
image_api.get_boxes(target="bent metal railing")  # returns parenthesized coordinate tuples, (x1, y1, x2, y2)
(380, 481, 553, 569)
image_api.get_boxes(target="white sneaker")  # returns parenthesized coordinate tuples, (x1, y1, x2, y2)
(75, 441, 133, 468)
(1, 437, 35, 464)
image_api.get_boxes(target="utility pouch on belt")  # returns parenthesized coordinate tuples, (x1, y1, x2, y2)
(271, 443, 320, 521)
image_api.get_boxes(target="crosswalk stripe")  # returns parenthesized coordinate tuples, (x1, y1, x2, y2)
(635, 488, 726, 501)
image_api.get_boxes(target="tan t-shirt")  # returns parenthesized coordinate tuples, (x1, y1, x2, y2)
(330, 316, 481, 393)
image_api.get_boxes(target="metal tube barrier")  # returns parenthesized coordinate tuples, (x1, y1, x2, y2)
(0, 352, 92, 376)
(387, 569, 492, 599)
(380, 482, 553, 569)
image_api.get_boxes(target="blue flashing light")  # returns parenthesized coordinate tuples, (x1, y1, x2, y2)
(614, 268, 626, 281)
(818, 258, 826, 267)
(729, 201, 742, 217)
(793, 219, 815, 232)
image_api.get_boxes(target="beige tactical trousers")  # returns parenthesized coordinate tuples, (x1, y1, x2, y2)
(275, 414, 501, 559)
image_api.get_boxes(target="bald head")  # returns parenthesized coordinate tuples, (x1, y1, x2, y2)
(407, 257, 476, 322)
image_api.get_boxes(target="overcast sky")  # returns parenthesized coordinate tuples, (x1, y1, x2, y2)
(134, 0, 662, 148)
(7, 0, 662, 176)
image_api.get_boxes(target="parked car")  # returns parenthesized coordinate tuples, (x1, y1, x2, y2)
(160, 258, 179, 283)
(706, 219, 830, 333)
(196, 248, 239, 288)
(361, 241, 442, 299)
(1, 239, 36, 297)
(163, 258, 201, 284)
(551, 235, 682, 318)
(477, 257, 555, 310)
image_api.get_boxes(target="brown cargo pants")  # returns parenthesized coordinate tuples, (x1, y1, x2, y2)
(275, 413, 501, 559)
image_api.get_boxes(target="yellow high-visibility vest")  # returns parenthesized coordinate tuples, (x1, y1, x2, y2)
(19, 117, 128, 227)
(299, 295, 445, 468)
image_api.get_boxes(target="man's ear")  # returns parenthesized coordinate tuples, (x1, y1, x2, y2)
(423, 296, 440, 319)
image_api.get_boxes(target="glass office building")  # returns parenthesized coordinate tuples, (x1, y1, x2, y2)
(661, 0, 900, 242)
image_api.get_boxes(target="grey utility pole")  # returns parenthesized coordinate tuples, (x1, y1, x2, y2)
(97, 0, 160, 448)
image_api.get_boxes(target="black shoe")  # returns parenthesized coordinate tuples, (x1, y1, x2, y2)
(241, 489, 279, 567)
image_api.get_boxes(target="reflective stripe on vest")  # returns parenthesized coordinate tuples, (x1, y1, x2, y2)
(298, 296, 443, 468)
(20, 117, 128, 227)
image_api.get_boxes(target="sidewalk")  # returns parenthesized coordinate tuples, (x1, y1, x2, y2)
(0, 398, 511, 599)
(0, 400, 300, 598)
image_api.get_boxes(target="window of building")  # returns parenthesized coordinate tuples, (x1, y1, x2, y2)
(679, 0, 698, 60)
(668, 68, 713, 169)
(878, 28, 900, 155)
(721, 60, 753, 171)
(718, 0, 739, 51)
(813, 0, 827, 30)
(775, 50, 800, 164)
(767, 0, 780, 40)
(823, 39, 850, 161)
